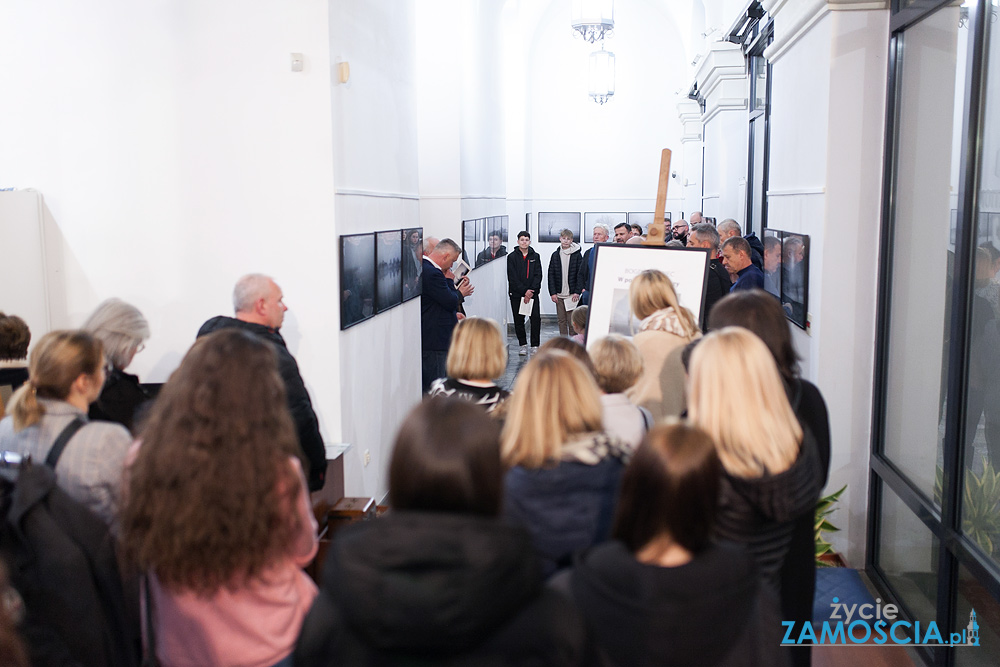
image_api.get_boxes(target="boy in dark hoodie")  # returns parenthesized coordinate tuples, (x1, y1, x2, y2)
(548, 229, 584, 336)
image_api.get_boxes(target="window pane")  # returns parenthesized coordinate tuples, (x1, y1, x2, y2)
(882, 4, 968, 500)
(963, 0, 1000, 566)
(954, 564, 1000, 664)
(877, 482, 939, 621)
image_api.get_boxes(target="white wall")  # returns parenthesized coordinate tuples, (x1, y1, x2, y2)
(765, 1, 889, 565)
(0, 0, 341, 438)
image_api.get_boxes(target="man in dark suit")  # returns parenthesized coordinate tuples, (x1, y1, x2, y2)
(688, 223, 732, 329)
(421, 238, 463, 392)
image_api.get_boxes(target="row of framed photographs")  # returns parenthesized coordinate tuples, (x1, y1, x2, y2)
(462, 216, 510, 270)
(528, 212, 716, 244)
(340, 228, 424, 330)
(761, 228, 810, 330)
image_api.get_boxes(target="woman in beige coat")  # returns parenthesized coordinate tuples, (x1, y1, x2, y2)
(625, 270, 701, 421)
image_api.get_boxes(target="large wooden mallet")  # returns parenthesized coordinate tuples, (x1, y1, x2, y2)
(645, 148, 672, 246)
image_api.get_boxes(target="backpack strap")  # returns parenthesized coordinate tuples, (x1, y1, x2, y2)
(45, 416, 86, 469)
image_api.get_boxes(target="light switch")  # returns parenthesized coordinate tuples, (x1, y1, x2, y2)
(291, 53, 304, 72)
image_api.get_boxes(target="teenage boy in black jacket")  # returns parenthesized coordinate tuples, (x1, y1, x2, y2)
(547, 229, 583, 336)
(507, 231, 543, 355)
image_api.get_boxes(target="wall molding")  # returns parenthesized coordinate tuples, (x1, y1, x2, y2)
(336, 188, 420, 201)
(767, 186, 826, 196)
(765, 0, 830, 65)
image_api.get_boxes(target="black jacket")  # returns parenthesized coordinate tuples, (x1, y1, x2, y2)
(295, 511, 586, 666)
(3, 462, 140, 667)
(88, 368, 150, 434)
(713, 429, 823, 594)
(553, 541, 788, 667)
(476, 245, 507, 267)
(421, 258, 461, 351)
(745, 233, 765, 271)
(703, 258, 732, 329)
(196, 316, 326, 491)
(507, 247, 543, 298)
(548, 247, 584, 296)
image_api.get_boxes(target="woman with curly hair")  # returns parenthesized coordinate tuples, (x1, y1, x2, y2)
(626, 269, 700, 421)
(119, 329, 318, 667)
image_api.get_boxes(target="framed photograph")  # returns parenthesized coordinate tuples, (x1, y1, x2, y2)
(703, 216, 717, 227)
(477, 218, 508, 267)
(462, 218, 479, 267)
(524, 213, 531, 241)
(340, 233, 376, 330)
(584, 244, 710, 350)
(375, 230, 402, 313)
(584, 212, 626, 243)
(780, 232, 809, 330)
(538, 212, 581, 243)
(500, 215, 509, 244)
(401, 227, 423, 302)
(627, 213, 656, 235)
(762, 228, 782, 300)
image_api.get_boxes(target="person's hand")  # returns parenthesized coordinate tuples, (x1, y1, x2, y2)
(551, 295, 559, 303)
(525, 289, 534, 299)
(456, 313, 466, 321)
(523, 295, 531, 304)
(571, 294, 580, 302)
(459, 280, 475, 297)
(445, 269, 455, 280)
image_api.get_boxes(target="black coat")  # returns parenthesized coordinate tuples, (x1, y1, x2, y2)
(507, 247, 543, 298)
(295, 511, 586, 666)
(88, 368, 150, 434)
(552, 541, 788, 667)
(476, 245, 507, 266)
(420, 258, 461, 351)
(548, 248, 584, 296)
(197, 316, 326, 491)
(713, 429, 824, 595)
(703, 259, 733, 329)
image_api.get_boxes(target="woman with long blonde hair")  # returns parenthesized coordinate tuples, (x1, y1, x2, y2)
(626, 269, 701, 421)
(0, 330, 131, 529)
(688, 327, 822, 593)
(502, 350, 630, 576)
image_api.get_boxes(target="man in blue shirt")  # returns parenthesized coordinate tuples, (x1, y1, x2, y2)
(721, 237, 765, 292)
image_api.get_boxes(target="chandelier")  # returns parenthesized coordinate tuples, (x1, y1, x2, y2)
(588, 47, 615, 105)
(571, 0, 614, 43)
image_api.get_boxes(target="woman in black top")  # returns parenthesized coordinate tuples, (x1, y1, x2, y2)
(295, 397, 585, 666)
(428, 317, 510, 415)
(709, 290, 831, 667)
(555, 423, 787, 667)
(82, 298, 151, 433)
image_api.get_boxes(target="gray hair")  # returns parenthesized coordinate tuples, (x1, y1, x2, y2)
(594, 224, 610, 237)
(690, 223, 720, 252)
(722, 236, 751, 257)
(718, 219, 741, 236)
(81, 298, 150, 370)
(423, 237, 439, 255)
(434, 238, 462, 255)
(233, 274, 274, 314)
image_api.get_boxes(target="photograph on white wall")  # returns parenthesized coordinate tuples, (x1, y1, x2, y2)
(627, 212, 656, 236)
(780, 232, 809, 329)
(375, 230, 402, 313)
(538, 212, 581, 243)
(762, 228, 782, 299)
(402, 228, 423, 302)
(585, 245, 710, 350)
(340, 233, 376, 330)
(584, 212, 626, 243)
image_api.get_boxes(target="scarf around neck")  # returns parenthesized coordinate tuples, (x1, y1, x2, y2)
(638, 307, 699, 340)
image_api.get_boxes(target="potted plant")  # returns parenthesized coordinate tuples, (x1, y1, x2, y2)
(816, 485, 847, 567)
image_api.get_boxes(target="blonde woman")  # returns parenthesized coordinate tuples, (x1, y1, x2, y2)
(502, 350, 630, 577)
(590, 335, 652, 451)
(0, 331, 132, 529)
(626, 269, 700, 421)
(427, 317, 509, 413)
(688, 327, 822, 594)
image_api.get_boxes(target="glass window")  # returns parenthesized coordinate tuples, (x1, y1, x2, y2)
(962, 0, 1000, 566)
(877, 483, 940, 621)
(881, 4, 968, 501)
(752, 55, 767, 112)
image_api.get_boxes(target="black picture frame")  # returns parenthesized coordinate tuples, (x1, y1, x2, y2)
(340, 232, 376, 330)
(627, 212, 656, 235)
(538, 212, 582, 243)
(779, 231, 809, 329)
(375, 230, 402, 313)
(402, 227, 423, 302)
(762, 228, 782, 300)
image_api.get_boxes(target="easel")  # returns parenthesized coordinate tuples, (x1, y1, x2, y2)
(644, 148, 671, 246)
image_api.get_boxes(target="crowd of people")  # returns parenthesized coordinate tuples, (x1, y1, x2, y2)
(0, 210, 830, 665)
